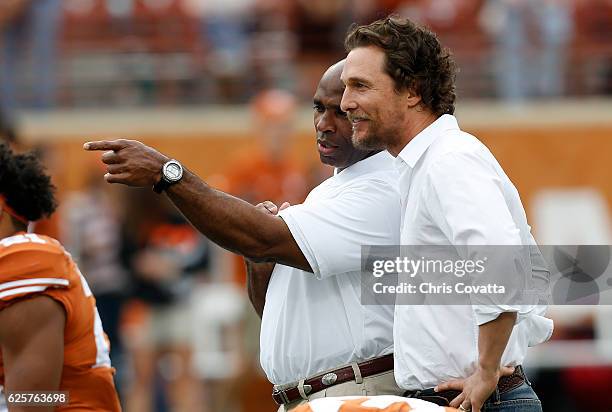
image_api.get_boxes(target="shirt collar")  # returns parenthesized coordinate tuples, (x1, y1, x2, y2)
(395, 114, 459, 170)
(333, 151, 394, 183)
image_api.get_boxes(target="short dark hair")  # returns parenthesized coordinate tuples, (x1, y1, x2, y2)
(0, 143, 57, 225)
(344, 16, 457, 116)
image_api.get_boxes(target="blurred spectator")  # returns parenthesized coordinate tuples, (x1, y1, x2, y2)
(396, 0, 467, 28)
(185, 0, 255, 102)
(224, 89, 308, 284)
(354, 0, 396, 23)
(0, 0, 62, 121)
(249, 0, 297, 92)
(59, 168, 130, 401)
(293, 0, 347, 55)
(572, 0, 612, 95)
(226, 89, 307, 204)
(122, 192, 209, 412)
(191, 281, 247, 412)
(480, 0, 573, 101)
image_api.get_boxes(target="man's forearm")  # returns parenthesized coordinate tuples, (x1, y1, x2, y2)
(478, 311, 517, 372)
(246, 260, 275, 318)
(167, 170, 279, 259)
(166, 169, 310, 270)
(82, 139, 309, 270)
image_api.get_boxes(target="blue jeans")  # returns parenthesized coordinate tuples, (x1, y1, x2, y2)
(482, 381, 542, 412)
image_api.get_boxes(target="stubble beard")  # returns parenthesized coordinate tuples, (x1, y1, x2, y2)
(351, 120, 397, 151)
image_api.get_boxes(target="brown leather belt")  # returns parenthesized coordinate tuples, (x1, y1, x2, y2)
(403, 365, 527, 407)
(272, 354, 394, 405)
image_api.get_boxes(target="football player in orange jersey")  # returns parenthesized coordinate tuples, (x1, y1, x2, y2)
(0, 142, 121, 411)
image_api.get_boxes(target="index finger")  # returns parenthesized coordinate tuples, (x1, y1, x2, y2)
(83, 140, 127, 151)
(435, 379, 464, 392)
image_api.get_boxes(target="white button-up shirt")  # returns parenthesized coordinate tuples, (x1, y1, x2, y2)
(260, 151, 401, 385)
(393, 114, 553, 390)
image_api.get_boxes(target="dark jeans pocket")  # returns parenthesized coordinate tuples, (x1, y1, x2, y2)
(483, 380, 542, 412)
(484, 398, 543, 412)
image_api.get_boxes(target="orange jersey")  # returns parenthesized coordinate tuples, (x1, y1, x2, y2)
(0, 233, 121, 411)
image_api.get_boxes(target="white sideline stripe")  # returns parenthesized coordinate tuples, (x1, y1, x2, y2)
(0, 278, 69, 292)
(0, 285, 48, 299)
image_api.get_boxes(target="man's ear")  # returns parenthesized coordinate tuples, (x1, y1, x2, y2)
(404, 89, 422, 109)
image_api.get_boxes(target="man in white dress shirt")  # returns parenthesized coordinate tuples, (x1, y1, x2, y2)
(84, 61, 405, 410)
(340, 17, 552, 412)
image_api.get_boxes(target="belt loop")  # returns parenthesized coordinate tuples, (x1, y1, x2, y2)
(520, 366, 531, 386)
(272, 386, 291, 405)
(407, 390, 420, 398)
(351, 362, 364, 384)
(297, 379, 311, 400)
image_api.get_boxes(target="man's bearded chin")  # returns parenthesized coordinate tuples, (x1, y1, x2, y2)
(352, 126, 386, 151)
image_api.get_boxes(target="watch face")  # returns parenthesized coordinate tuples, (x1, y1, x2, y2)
(164, 161, 183, 182)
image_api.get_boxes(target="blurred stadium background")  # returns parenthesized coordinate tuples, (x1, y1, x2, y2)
(1, 0, 612, 411)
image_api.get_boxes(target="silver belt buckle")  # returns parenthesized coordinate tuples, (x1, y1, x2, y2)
(321, 372, 338, 386)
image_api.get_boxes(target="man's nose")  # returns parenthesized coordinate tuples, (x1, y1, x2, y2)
(340, 89, 356, 113)
(316, 111, 335, 133)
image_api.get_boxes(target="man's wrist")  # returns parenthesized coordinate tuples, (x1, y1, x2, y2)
(477, 361, 501, 376)
(152, 168, 162, 186)
(153, 158, 183, 193)
(150, 155, 169, 185)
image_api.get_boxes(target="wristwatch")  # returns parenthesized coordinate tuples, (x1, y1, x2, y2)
(153, 159, 184, 194)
